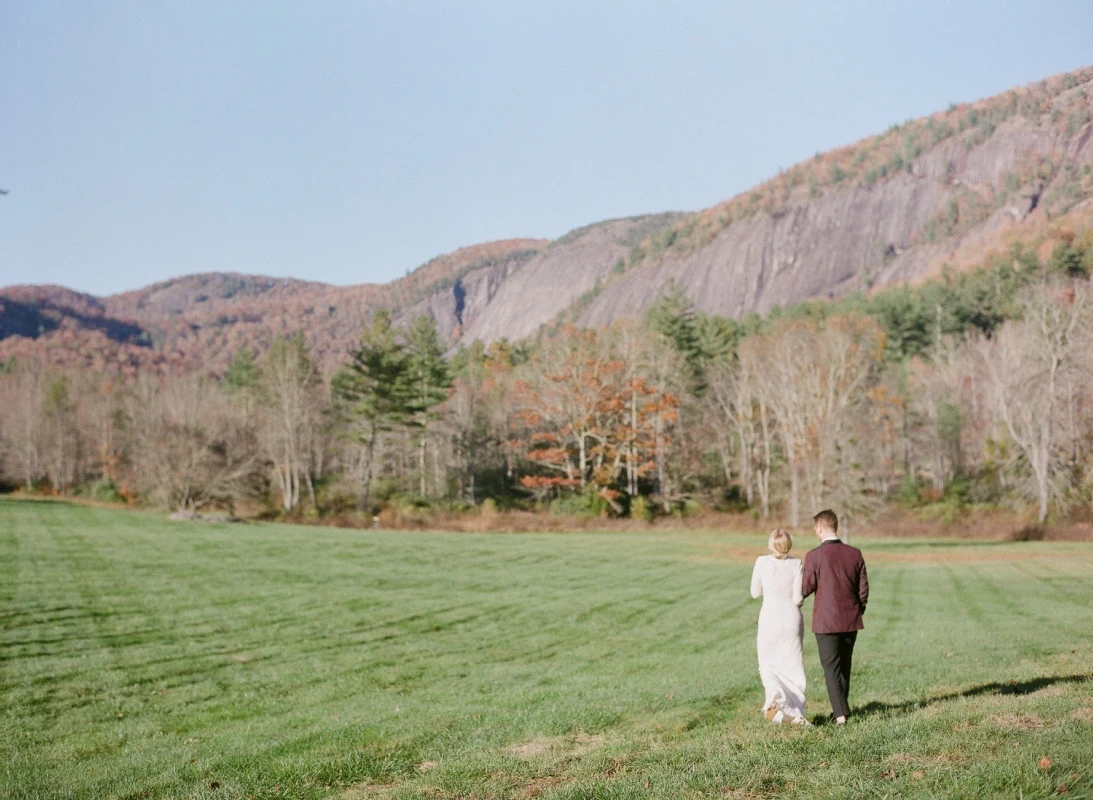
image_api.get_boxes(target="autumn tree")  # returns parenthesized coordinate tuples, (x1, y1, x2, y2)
(515, 327, 618, 493)
(610, 322, 686, 510)
(511, 324, 681, 514)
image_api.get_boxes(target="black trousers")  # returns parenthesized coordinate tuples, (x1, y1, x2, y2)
(815, 631, 858, 719)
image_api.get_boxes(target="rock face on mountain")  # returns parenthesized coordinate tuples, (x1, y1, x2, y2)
(391, 243, 544, 342)
(578, 111, 1093, 327)
(3, 66, 1093, 371)
(396, 213, 688, 344)
(396, 67, 1093, 342)
(461, 213, 689, 342)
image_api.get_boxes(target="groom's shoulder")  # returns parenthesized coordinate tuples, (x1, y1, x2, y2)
(818, 540, 864, 560)
(842, 541, 866, 561)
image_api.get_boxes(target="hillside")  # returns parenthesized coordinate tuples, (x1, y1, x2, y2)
(0, 220, 682, 372)
(572, 66, 1093, 327)
(3, 65, 1093, 372)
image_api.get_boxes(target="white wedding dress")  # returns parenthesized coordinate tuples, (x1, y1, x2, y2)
(750, 555, 807, 723)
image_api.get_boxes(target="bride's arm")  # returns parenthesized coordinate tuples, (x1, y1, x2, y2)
(792, 560, 804, 606)
(750, 558, 763, 599)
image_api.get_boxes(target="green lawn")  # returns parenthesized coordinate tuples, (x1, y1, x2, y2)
(2, 500, 1093, 799)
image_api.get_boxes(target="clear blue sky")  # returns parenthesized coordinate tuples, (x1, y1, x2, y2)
(2, 1, 1092, 296)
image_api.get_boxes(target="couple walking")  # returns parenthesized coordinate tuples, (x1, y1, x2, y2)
(749, 509, 869, 725)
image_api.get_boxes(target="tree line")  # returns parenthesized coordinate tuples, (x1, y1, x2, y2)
(2, 238, 1092, 525)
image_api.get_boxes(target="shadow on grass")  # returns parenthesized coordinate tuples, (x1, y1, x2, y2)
(830, 673, 1093, 724)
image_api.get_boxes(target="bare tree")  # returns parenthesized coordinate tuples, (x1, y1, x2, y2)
(0, 367, 82, 493)
(0, 366, 44, 489)
(447, 341, 492, 504)
(130, 374, 265, 512)
(260, 334, 323, 512)
(978, 282, 1092, 522)
(709, 354, 775, 517)
(751, 315, 884, 526)
(625, 324, 688, 511)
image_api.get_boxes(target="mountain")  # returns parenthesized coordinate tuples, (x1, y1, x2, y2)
(0, 285, 144, 343)
(0, 239, 549, 374)
(3, 65, 1093, 373)
(574, 67, 1093, 327)
(399, 213, 687, 343)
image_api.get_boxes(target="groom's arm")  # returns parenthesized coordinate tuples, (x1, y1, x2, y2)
(858, 560, 869, 610)
(801, 552, 817, 598)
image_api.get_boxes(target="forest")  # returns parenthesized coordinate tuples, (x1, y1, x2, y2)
(2, 232, 1092, 528)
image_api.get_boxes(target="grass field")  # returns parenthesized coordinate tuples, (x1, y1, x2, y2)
(2, 500, 1093, 799)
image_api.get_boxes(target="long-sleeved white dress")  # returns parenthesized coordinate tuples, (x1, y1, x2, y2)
(750, 555, 807, 723)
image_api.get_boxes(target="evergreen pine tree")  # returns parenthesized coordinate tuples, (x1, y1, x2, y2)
(332, 310, 412, 511)
(646, 284, 737, 395)
(224, 349, 259, 392)
(405, 315, 452, 497)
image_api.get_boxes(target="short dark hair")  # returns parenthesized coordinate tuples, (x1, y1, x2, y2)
(813, 509, 838, 532)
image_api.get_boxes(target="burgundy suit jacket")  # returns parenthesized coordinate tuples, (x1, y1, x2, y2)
(801, 538, 869, 634)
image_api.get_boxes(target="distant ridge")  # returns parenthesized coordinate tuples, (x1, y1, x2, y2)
(4, 65, 1093, 373)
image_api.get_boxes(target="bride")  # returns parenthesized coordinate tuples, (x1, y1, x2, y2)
(750, 529, 807, 724)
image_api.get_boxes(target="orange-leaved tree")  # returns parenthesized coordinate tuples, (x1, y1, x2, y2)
(513, 325, 679, 510)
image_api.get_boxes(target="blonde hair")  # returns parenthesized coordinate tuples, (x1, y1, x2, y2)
(768, 528, 792, 559)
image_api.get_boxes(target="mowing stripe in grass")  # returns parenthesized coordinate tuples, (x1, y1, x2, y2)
(3, 500, 1093, 799)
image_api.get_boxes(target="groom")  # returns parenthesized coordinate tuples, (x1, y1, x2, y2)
(802, 509, 869, 724)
